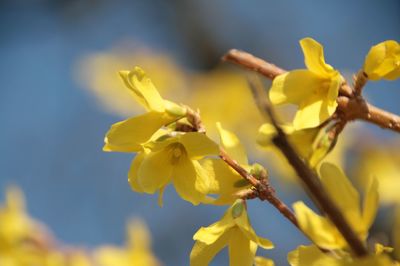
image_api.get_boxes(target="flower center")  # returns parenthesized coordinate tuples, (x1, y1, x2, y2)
(172, 147, 182, 158)
(168, 143, 186, 165)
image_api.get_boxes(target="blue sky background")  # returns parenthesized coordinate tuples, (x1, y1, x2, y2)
(0, 1, 399, 265)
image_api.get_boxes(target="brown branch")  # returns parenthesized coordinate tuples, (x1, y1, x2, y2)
(219, 148, 299, 229)
(337, 96, 400, 133)
(223, 49, 400, 133)
(246, 78, 369, 257)
(353, 70, 368, 96)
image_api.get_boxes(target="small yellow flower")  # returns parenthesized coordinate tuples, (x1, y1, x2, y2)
(257, 122, 319, 159)
(363, 40, 400, 81)
(269, 38, 343, 129)
(352, 142, 400, 205)
(204, 123, 252, 205)
(0, 187, 34, 248)
(190, 200, 273, 266)
(75, 46, 188, 117)
(129, 132, 219, 205)
(103, 67, 186, 153)
(293, 162, 379, 250)
(95, 219, 160, 266)
(288, 245, 395, 266)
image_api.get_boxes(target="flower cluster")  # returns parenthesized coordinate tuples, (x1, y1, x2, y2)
(0, 187, 160, 266)
(100, 37, 400, 265)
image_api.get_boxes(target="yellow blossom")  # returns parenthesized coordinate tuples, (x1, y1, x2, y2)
(363, 40, 400, 81)
(269, 38, 343, 129)
(95, 219, 160, 266)
(288, 245, 396, 266)
(0, 186, 39, 249)
(204, 123, 252, 205)
(293, 162, 379, 250)
(257, 122, 319, 159)
(352, 141, 400, 205)
(188, 69, 264, 144)
(75, 45, 188, 117)
(129, 132, 219, 205)
(103, 67, 187, 153)
(190, 200, 273, 266)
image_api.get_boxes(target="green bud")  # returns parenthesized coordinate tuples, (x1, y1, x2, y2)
(250, 163, 268, 180)
(231, 201, 244, 218)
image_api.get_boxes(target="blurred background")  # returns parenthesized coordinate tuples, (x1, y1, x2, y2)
(0, 0, 399, 265)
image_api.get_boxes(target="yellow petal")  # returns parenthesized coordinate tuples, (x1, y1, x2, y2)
(179, 132, 219, 160)
(287, 245, 338, 266)
(257, 123, 277, 147)
(190, 229, 232, 266)
(300, 38, 334, 76)
(361, 177, 379, 233)
(364, 40, 400, 80)
(269, 70, 321, 105)
(293, 201, 343, 249)
(203, 159, 249, 205)
(128, 152, 147, 193)
(104, 112, 171, 152)
(320, 163, 362, 228)
(119, 67, 165, 112)
(228, 228, 258, 266)
(137, 149, 173, 194)
(216, 122, 248, 165)
(171, 158, 210, 205)
(293, 94, 333, 130)
(254, 256, 275, 266)
(289, 127, 320, 159)
(234, 205, 274, 250)
(384, 62, 400, 80)
(193, 209, 235, 245)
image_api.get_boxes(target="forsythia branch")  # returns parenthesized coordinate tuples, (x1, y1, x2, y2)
(246, 77, 369, 257)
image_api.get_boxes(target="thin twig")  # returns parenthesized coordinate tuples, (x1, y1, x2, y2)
(246, 77, 369, 257)
(219, 148, 299, 228)
(353, 70, 368, 96)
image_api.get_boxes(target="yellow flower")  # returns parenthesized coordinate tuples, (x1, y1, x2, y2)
(104, 67, 186, 153)
(0, 187, 35, 248)
(257, 122, 319, 159)
(95, 219, 160, 266)
(288, 245, 396, 266)
(75, 45, 188, 117)
(204, 123, 252, 205)
(353, 141, 400, 205)
(190, 200, 273, 266)
(363, 40, 400, 81)
(129, 132, 219, 205)
(293, 162, 379, 250)
(188, 69, 263, 143)
(269, 38, 343, 129)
